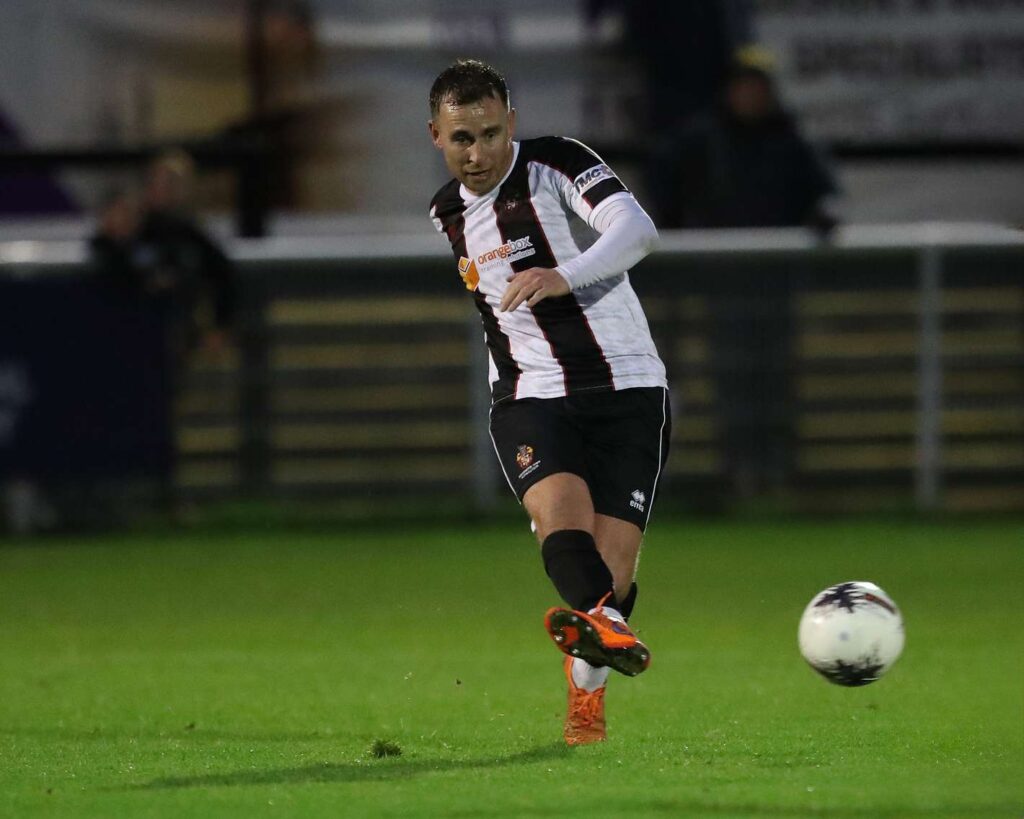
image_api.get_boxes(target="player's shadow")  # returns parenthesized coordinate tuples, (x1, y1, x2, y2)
(4, 726, 340, 743)
(136, 742, 569, 790)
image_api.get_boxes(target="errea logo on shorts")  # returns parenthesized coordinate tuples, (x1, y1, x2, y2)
(573, 164, 615, 196)
(629, 489, 646, 513)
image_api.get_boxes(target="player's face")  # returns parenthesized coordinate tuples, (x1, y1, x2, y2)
(429, 93, 516, 195)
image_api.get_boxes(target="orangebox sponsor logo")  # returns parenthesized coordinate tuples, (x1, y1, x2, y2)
(477, 236, 535, 266)
(458, 256, 480, 291)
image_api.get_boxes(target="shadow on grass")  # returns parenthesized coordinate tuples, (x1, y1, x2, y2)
(124, 742, 1017, 817)
(441, 801, 1018, 819)
(135, 742, 570, 790)
(1, 726, 352, 744)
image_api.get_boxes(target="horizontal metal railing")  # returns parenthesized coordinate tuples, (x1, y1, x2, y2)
(3, 223, 1022, 512)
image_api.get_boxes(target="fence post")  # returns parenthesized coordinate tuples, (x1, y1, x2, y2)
(915, 243, 943, 510)
(467, 311, 498, 511)
(239, 273, 271, 496)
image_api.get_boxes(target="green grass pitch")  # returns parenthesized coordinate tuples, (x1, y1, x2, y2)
(1, 517, 1021, 818)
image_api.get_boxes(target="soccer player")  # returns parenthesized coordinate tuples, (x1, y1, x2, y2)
(427, 60, 670, 746)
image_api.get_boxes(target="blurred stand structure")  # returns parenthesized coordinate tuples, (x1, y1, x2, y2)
(0, 251, 170, 533)
(586, 0, 755, 134)
(1, 1, 1023, 530)
(0, 0, 335, 237)
(1, 1, 1022, 228)
(2, 224, 1022, 532)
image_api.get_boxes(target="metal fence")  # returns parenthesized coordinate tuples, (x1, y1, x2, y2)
(2, 223, 1022, 513)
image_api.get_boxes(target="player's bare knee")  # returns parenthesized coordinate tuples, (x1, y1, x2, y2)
(529, 507, 594, 543)
(524, 473, 594, 541)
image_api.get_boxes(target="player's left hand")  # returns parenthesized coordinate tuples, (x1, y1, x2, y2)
(500, 267, 570, 312)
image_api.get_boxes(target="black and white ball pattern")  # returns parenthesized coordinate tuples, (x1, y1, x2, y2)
(798, 581, 905, 687)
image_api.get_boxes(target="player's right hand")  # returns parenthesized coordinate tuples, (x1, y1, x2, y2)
(500, 267, 570, 312)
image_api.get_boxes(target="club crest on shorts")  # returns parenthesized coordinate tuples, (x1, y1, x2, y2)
(515, 445, 534, 469)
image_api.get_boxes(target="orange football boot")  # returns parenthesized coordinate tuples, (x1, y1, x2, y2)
(562, 656, 606, 746)
(544, 595, 651, 677)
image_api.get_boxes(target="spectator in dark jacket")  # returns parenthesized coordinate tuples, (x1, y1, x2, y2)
(135, 150, 236, 358)
(652, 61, 837, 499)
(88, 153, 236, 516)
(90, 153, 236, 358)
(651, 62, 836, 232)
(89, 188, 143, 288)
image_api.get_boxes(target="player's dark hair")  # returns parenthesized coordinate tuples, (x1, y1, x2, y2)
(429, 59, 509, 115)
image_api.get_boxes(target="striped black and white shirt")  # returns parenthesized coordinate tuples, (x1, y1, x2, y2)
(430, 136, 667, 403)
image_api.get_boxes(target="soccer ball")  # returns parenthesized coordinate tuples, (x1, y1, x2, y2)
(798, 581, 904, 687)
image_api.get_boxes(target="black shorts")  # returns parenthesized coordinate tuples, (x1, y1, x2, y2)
(489, 387, 671, 531)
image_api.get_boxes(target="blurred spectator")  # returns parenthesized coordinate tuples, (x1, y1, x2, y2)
(89, 153, 236, 357)
(86, 152, 236, 518)
(262, 0, 319, 110)
(587, 1, 754, 133)
(649, 57, 837, 499)
(89, 187, 143, 290)
(650, 59, 837, 231)
(135, 150, 236, 358)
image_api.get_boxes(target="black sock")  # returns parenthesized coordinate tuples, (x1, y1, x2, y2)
(618, 582, 638, 620)
(541, 529, 614, 612)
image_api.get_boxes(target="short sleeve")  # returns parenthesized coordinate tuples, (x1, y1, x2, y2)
(532, 137, 630, 229)
(428, 179, 465, 246)
(429, 206, 445, 235)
